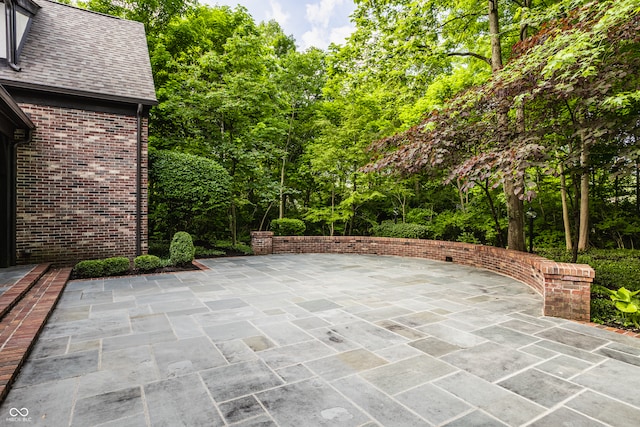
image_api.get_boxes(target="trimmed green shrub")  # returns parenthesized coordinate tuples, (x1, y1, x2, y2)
(103, 257, 131, 276)
(73, 259, 105, 279)
(371, 221, 430, 239)
(270, 218, 306, 236)
(134, 255, 162, 271)
(170, 231, 196, 266)
(149, 150, 231, 241)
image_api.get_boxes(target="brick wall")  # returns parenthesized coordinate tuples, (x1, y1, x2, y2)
(15, 104, 148, 265)
(251, 232, 593, 321)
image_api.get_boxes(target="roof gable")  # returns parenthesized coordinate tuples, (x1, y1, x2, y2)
(0, 0, 157, 105)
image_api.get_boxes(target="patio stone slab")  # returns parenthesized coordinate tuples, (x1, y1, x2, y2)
(409, 336, 462, 357)
(329, 320, 407, 351)
(218, 395, 266, 424)
(259, 339, 335, 369)
(243, 335, 276, 352)
(394, 310, 447, 327)
(443, 410, 508, 426)
(308, 327, 360, 352)
(528, 407, 606, 427)
(295, 298, 342, 312)
(573, 359, 640, 407)
(375, 319, 426, 340)
(205, 297, 249, 311)
(498, 368, 584, 407)
(361, 354, 457, 395)
(434, 371, 546, 426)
(200, 360, 283, 402)
(152, 336, 227, 378)
(396, 383, 472, 425)
(0, 377, 77, 426)
(306, 348, 388, 381)
(535, 327, 610, 351)
(566, 389, 640, 427)
(536, 354, 594, 379)
(442, 342, 541, 382)
(72, 386, 143, 427)
(16, 349, 99, 386)
(216, 340, 257, 364)
(275, 363, 315, 383)
(204, 320, 263, 343)
(3, 253, 639, 426)
(472, 325, 539, 348)
(255, 321, 313, 346)
(595, 346, 640, 367)
(331, 375, 430, 427)
(144, 374, 224, 426)
(233, 414, 277, 426)
(257, 378, 370, 427)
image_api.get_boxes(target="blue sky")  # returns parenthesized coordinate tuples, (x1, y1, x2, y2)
(205, 0, 356, 51)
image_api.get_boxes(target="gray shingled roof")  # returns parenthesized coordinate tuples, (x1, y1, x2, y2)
(0, 0, 157, 105)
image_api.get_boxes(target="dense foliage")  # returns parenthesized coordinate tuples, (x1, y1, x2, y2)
(270, 218, 306, 236)
(84, 1, 639, 290)
(149, 149, 231, 241)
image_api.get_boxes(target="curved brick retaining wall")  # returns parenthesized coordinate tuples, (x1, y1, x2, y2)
(250, 232, 594, 321)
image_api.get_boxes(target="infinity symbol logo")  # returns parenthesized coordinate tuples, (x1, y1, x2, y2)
(9, 407, 29, 417)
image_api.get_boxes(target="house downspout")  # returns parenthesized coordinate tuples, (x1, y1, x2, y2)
(5, 0, 21, 72)
(136, 104, 143, 256)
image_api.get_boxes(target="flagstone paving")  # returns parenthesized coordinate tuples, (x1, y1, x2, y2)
(2, 253, 640, 426)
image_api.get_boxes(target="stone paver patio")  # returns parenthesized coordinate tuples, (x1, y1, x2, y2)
(2, 254, 640, 426)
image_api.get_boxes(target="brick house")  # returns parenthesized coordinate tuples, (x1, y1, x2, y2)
(0, 0, 156, 267)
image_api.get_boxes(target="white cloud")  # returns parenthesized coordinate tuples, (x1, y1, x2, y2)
(301, 27, 326, 50)
(329, 24, 354, 45)
(306, 0, 345, 28)
(301, 0, 354, 50)
(265, 0, 290, 25)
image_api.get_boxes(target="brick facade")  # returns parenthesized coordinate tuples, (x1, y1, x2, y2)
(251, 232, 594, 321)
(15, 104, 148, 265)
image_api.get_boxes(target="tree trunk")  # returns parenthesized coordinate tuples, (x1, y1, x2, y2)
(330, 188, 335, 237)
(636, 159, 639, 214)
(280, 109, 296, 219)
(230, 203, 237, 246)
(559, 163, 573, 251)
(571, 174, 581, 263)
(279, 155, 286, 219)
(481, 179, 505, 248)
(504, 177, 526, 251)
(488, 0, 503, 71)
(490, 0, 526, 251)
(578, 138, 590, 251)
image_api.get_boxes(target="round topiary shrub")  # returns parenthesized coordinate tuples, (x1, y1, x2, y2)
(103, 257, 131, 276)
(134, 254, 162, 272)
(170, 231, 196, 266)
(73, 259, 105, 279)
(270, 218, 306, 236)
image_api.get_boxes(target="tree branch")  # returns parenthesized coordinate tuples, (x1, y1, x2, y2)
(447, 51, 492, 66)
(438, 12, 484, 30)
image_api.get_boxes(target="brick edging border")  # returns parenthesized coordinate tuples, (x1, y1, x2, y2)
(251, 232, 594, 322)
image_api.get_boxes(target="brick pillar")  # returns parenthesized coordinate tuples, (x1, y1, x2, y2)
(251, 231, 273, 255)
(541, 262, 594, 321)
